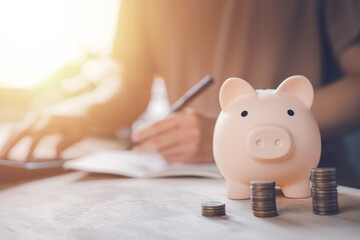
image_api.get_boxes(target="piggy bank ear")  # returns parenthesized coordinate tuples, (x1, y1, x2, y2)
(219, 77, 255, 110)
(275, 75, 314, 109)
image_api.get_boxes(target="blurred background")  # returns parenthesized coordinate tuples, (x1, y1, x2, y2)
(0, 0, 359, 184)
(0, 0, 120, 121)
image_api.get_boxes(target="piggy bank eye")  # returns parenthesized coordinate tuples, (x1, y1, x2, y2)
(287, 109, 295, 116)
(241, 110, 248, 117)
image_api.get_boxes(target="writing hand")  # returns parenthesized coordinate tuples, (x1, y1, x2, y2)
(131, 108, 216, 164)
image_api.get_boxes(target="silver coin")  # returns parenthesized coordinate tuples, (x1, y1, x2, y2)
(313, 207, 339, 211)
(253, 210, 278, 217)
(202, 213, 226, 217)
(202, 201, 225, 208)
(251, 191, 276, 195)
(311, 167, 336, 173)
(252, 208, 277, 212)
(313, 201, 338, 206)
(250, 188, 275, 192)
(252, 203, 276, 207)
(251, 201, 276, 204)
(202, 210, 225, 214)
(311, 180, 337, 185)
(250, 180, 276, 186)
(311, 176, 336, 180)
(313, 211, 339, 215)
(311, 189, 337, 194)
(251, 199, 276, 202)
(313, 199, 338, 205)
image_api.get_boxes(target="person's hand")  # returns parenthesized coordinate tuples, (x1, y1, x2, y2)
(0, 112, 88, 161)
(131, 108, 216, 164)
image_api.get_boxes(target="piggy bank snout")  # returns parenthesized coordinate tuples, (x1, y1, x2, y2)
(246, 125, 292, 162)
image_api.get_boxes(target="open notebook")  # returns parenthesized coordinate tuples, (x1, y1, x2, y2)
(64, 149, 222, 178)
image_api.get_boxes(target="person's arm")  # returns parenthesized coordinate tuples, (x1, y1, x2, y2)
(0, 0, 154, 160)
(80, 71, 153, 135)
(312, 43, 360, 139)
(0, 70, 153, 160)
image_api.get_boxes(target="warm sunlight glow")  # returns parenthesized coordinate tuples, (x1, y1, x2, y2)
(0, 0, 120, 88)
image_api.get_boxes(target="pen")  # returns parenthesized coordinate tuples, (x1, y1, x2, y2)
(129, 74, 214, 148)
(170, 74, 214, 113)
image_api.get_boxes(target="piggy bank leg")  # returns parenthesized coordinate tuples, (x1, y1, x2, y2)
(227, 180, 250, 199)
(281, 178, 311, 198)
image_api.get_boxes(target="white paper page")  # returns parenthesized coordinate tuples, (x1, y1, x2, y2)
(64, 149, 222, 178)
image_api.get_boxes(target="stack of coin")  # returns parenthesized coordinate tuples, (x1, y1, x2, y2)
(201, 201, 226, 217)
(311, 168, 339, 215)
(250, 180, 278, 217)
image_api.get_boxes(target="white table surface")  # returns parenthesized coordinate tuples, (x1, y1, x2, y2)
(0, 172, 359, 240)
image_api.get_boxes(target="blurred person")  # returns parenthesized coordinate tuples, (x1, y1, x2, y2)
(1, 0, 360, 184)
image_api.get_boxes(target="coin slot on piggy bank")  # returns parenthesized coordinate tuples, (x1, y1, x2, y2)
(213, 75, 321, 199)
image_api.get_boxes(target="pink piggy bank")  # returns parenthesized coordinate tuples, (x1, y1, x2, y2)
(213, 76, 321, 199)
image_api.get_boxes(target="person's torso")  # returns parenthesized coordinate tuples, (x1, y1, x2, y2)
(145, 0, 327, 115)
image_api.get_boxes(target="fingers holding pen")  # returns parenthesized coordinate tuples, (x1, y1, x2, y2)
(130, 109, 212, 164)
(131, 110, 196, 144)
(131, 116, 180, 143)
(132, 117, 181, 153)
